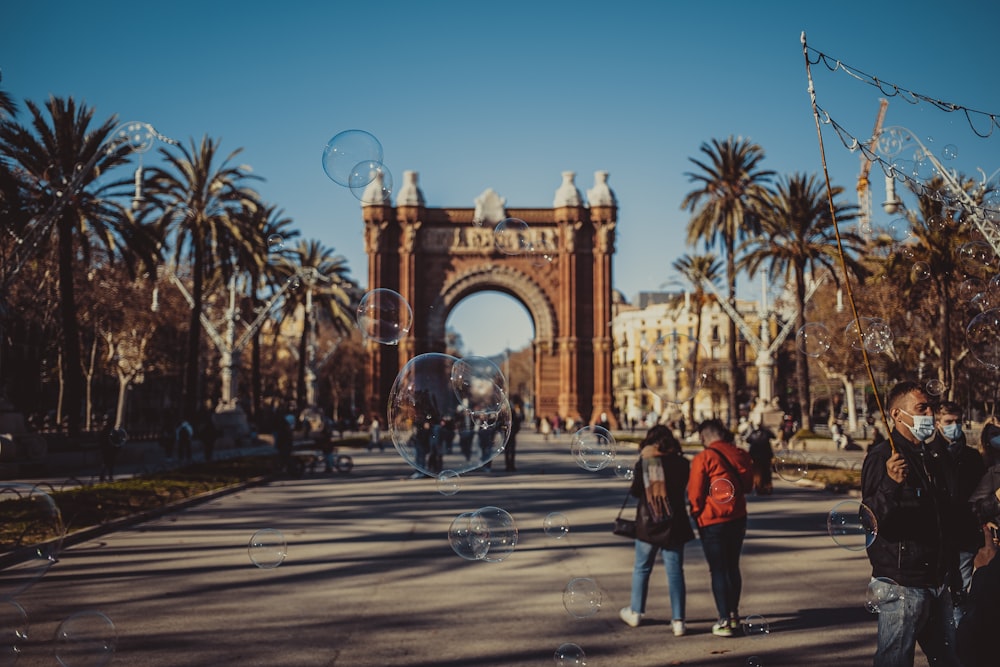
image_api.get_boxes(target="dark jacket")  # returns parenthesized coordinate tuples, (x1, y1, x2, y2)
(629, 451, 695, 549)
(927, 432, 986, 553)
(969, 463, 1000, 525)
(957, 549, 1000, 667)
(861, 430, 954, 588)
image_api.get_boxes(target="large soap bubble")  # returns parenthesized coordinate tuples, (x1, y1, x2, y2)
(967, 308, 1000, 369)
(796, 322, 832, 357)
(827, 500, 878, 550)
(54, 611, 117, 667)
(570, 426, 616, 471)
(0, 484, 65, 598)
(641, 333, 708, 404)
(248, 528, 287, 569)
(493, 218, 531, 255)
(389, 353, 511, 477)
(553, 642, 587, 666)
(350, 161, 394, 204)
(357, 288, 413, 345)
(563, 577, 602, 618)
(321, 130, 383, 187)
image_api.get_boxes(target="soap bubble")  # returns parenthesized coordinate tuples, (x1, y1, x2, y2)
(972, 291, 998, 312)
(474, 506, 518, 562)
(54, 611, 117, 667)
(958, 278, 986, 302)
(529, 235, 558, 267)
(796, 323, 832, 357)
(553, 643, 587, 666)
(709, 478, 735, 503)
(349, 161, 393, 204)
(321, 130, 383, 187)
(494, 218, 531, 255)
(562, 577, 602, 618)
(942, 144, 958, 160)
(773, 449, 808, 483)
(747, 657, 764, 667)
(910, 261, 931, 282)
(967, 309, 1000, 369)
(866, 576, 903, 613)
(450, 356, 508, 417)
(108, 428, 127, 447)
(448, 512, 490, 561)
(957, 241, 995, 277)
(436, 470, 461, 496)
(0, 596, 28, 660)
(570, 426, 616, 471)
(924, 379, 947, 397)
(827, 500, 878, 550)
(357, 288, 412, 345)
(543, 512, 570, 539)
(613, 459, 635, 480)
(0, 484, 65, 598)
(389, 353, 512, 477)
(248, 528, 287, 569)
(744, 614, 770, 637)
(642, 333, 709, 404)
(266, 234, 284, 252)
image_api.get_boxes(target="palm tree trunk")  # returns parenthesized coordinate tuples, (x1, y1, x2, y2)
(183, 247, 204, 422)
(296, 309, 309, 414)
(725, 245, 739, 427)
(57, 215, 84, 436)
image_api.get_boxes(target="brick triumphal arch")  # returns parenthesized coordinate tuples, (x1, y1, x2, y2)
(362, 170, 618, 427)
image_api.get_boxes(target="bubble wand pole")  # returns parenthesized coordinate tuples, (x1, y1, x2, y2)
(801, 32, 894, 454)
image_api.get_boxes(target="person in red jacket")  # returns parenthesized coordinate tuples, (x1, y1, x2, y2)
(688, 418, 754, 637)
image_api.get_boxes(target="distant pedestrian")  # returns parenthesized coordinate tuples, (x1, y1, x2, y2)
(745, 422, 775, 495)
(688, 418, 754, 637)
(98, 417, 120, 482)
(369, 416, 382, 452)
(175, 419, 194, 462)
(505, 400, 524, 472)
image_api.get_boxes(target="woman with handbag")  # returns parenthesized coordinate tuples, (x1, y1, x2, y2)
(619, 424, 695, 636)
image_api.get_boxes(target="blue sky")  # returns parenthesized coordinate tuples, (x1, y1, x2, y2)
(4, 0, 999, 356)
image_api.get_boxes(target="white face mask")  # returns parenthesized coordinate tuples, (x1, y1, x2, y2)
(941, 423, 962, 441)
(900, 410, 936, 441)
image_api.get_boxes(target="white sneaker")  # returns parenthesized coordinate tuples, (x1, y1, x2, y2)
(618, 607, 641, 628)
(672, 620, 686, 636)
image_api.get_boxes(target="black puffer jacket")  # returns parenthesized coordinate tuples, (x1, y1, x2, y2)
(861, 430, 955, 588)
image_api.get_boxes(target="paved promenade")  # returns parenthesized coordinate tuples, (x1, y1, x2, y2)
(6, 434, 902, 666)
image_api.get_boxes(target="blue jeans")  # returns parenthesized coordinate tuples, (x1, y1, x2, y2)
(698, 518, 746, 620)
(874, 582, 960, 667)
(630, 539, 686, 620)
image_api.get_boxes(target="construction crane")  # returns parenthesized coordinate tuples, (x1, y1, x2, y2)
(857, 98, 890, 238)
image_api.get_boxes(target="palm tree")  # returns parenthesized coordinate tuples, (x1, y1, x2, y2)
(683, 136, 774, 425)
(145, 136, 261, 422)
(236, 203, 299, 420)
(273, 239, 358, 413)
(739, 173, 866, 430)
(0, 96, 158, 434)
(672, 253, 722, 424)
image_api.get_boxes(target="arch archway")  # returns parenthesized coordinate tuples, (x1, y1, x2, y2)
(362, 170, 617, 427)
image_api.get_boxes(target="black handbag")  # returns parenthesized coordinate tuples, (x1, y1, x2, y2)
(612, 492, 637, 538)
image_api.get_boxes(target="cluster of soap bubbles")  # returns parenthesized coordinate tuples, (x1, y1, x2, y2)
(827, 500, 878, 550)
(641, 333, 709, 404)
(562, 577, 602, 618)
(388, 353, 512, 478)
(321, 129, 392, 203)
(448, 506, 518, 562)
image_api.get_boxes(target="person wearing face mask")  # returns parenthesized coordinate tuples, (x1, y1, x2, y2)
(861, 380, 962, 667)
(927, 401, 986, 596)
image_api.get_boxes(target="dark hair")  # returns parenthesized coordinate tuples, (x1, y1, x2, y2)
(887, 380, 925, 412)
(935, 400, 962, 418)
(641, 424, 681, 455)
(697, 418, 734, 444)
